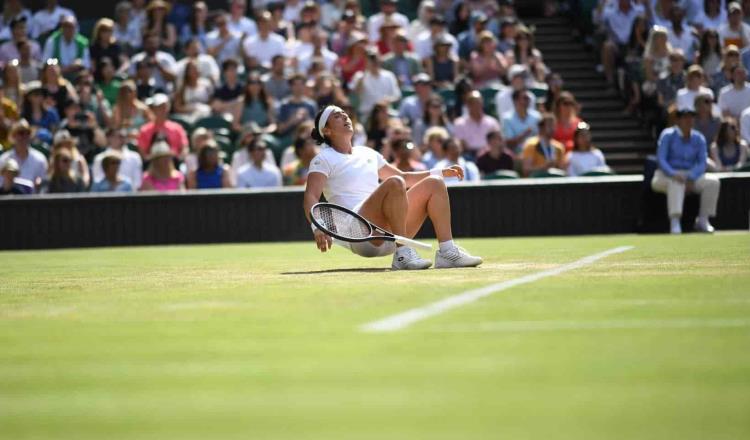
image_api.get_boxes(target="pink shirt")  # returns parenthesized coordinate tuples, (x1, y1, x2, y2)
(141, 172, 184, 192)
(137, 120, 188, 157)
(453, 114, 501, 152)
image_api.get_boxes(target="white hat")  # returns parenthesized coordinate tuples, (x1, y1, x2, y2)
(146, 93, 170, 107)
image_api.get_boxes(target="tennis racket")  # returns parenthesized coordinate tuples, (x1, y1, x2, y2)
(310, 203, 432, 251)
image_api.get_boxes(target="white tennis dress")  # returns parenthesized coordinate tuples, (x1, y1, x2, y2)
(308, 145, 397, 257)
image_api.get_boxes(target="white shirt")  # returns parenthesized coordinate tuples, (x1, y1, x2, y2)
(128, 51, 177, 90)
(0, 148, 47, 186)
(175, 54, 220, 85)
(283, 2, 305, 24)
(367, 12, 410, 42)
(243, 33, 287, 68)
(296, 47, 338, 74)
(228, 16, 257, 37)
(667, 26, 698, 63)
(0, 9, 32, 40)
(231, 148, 277, 173)
(42, 34, 91, 68)
(433, 158, 480, 184)
(113, 21, 142, 49)
(236, 161, 282, 188)
(350, 69, 401, 115)
(415, 31, 459, 60)
(718, 22, 750, 48)
(92, 148, 144, 189)
(718, 83, 750, 119)
(205, 30, 242, 65)
(693, 10, 727, 31)
(308, 145, 387, 210)
(675, 86, 714, 111)
(740, 106, 750, 144)
(566, 149, 607, 176)
(30, 6, 75, 39)
(495, 87, 536, 120)
(603, 3, 645, 45)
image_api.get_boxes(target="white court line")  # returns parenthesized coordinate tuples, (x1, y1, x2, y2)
(360, 246, 634, 333)
(419, 318, 750, 334)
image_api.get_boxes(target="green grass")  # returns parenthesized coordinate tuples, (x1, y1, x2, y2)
(1, 234, 749, 439)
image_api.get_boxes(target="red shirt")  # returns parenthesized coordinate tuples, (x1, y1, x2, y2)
(137, 120, 188, 157)
(553, 116, 582, 152)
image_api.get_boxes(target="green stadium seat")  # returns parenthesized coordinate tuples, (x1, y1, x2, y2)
(194, 115, 233, 132)
(438, 89, 457, 109)
(581, 167, 616, 176)
(215, 135, 233, 156)
(736, 163, 750, 172)
(530, 86, 548, 98)
(483, 169, 520, 180)
(31, 142, 50, 158)
(530, 168, 566, 178)
(169, 115, 194, 136)
(480, 87, 500, 116)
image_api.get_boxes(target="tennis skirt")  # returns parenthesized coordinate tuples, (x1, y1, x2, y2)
(333, 200, 397, 258)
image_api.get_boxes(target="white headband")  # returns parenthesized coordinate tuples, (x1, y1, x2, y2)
(318, 105, 343, 139)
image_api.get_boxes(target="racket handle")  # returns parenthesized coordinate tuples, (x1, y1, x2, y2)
(394, 235, 433, 251)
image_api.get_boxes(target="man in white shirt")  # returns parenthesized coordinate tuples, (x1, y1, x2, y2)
(350, 48, 401, 117)
(296, 28, 338, 74)
(243, 11, 286, 70)
(667, 6, 698, 63)
(601, 0, 645, 85)
(227, 0, 257, 37)
(176, 38, 220, 85)
(718, 65, 750, 118)
(415, 15, 458, 61)
(0, 16, 41, 64)
(719, 2, 750, 48)
(128, 31, 177, 91)
(367, 0, 409, 42)
(495, 64, 537, 118)
(236, 140, 283, 188)
(42, 15, 90, 75)
(676, 65, 714, 111)
(283, 0, 305, 24)
(92, 129, 143, 189)
(205, 13, 242, 67)
(30, 0, 74, 40)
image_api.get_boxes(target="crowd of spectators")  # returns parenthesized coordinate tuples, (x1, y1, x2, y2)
(0, 0, 742, 197)
(593, 0, 750, 172)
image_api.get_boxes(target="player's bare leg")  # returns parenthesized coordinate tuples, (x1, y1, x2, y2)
(404, 175, 452, 242)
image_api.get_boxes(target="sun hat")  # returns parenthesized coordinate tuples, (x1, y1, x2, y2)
(148, 141, 174, 160)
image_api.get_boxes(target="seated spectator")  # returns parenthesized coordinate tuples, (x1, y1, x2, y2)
(212, 58, 244, 116)
(697, 30, 723, 77)
(2, 63, 23, 109)
(312, 74, 347, 109)
(502, 89, 541, 153)
(0, 120, 47, 188)
(552, 92, 583, 152)
(283, 137, 318, 186)
(566, 122, 608, 176)
(600, 0, 646, 86)
(41, 60, 78, 117)
(42, 15, 90, 77)
(476, 130, 515, 176)
(0, 16, 41, 65)
(651, 107, 720, 234)
(495, 65, 536, 118)
(298, 28, 338, 75)
(351, 48, 401, 118)
(92, 128, 143, 189)
(227, 0, 257, 37)
(694, 93, 721, 144)
(40, 149, 86, 194)
(268, 2, 295, 39)
(91, 151, 134, 192)
(412, 94, 453, 149)
(382, 30, 422, 89)
(667, 6, 698, 64)
(0, 158, 34, 195)
(365, 102, 391, 152)
(236, 139, 282, 188)
(186, 141, 232, 189)
(179, 1, 209, 50)
(58, 98, 104, 162)
(230, 123, 277, 172)
(453, 90, 501, 159)
(644, 26, 673, 83)
(89, 18, 128, 74)
(232, 72, 275, 132)
(521, 113, 566, 177)
(128, 32, 177, 93)
(469, 31, 508, 89)
(457, 11, 489, 61)
(718, 65, 750, 118)
(497, 17, 518, 54)
(140, 141, 185, 191)
(710, 117, 749, 171)
(0, 0, 32, 40)
(17, 41, 42, 84)
(182, 127, 212, 174)
(433, 138, 480, 184)
(407, 1, 435, 42)
(656, 50, 687, 110)
(20, 81, 59, 145)
(176, 38, 220, 86)
(424, 35, 459, 89)
(243, 11, 286, 71)
(30, 0, 75, 41)
(676, 65, 714, 112)
(113, 1, 142, 54)
(710, 45, 742, 95)
(367, 0, 408, 42)
(143, 0, 176, 53)
(137, 93, 188, 159)
(415, 15, 458, 61)
(398, 73, 433, 128)
(694, 0, 727, 32)
(390, 139, 427, 172)
(112, 80, 153, 131)
(262, 55, 290, 103)
(50, 129, 91, 187)
(507, 25, 548, 83)
(172, 59, 214, 123)
(276, 73, 316, 138)
(420, 126, 449, 169)
(543, 72, 563, 113)
(719, 3, 750, 49)
(94, 58, 122, 107)
(77, 72, 112, 128)
(205, 11, 242, 67)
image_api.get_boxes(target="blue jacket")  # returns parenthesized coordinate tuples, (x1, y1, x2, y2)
(656, 126, 707, 181)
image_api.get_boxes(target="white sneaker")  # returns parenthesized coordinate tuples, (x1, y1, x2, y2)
(670, 218, 682, 234)
(694, 219, 715, 233)
(435, 246, 483, 269)
(391, 246, 432, 270)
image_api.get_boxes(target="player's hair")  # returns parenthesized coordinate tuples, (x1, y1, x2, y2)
(311, 108, 330, 146)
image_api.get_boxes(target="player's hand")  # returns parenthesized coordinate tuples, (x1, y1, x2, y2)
(442, 165, 464, 181)
(313, 229, 333, 253)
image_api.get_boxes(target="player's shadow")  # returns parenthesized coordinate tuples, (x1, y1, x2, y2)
(281, 268, 391, 275)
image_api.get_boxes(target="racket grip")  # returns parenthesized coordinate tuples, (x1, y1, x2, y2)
(394, 236, 433, 251)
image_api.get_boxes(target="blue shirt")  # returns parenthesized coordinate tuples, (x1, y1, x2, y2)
(656, 126, 707, 181)
(91, 178, 133, 193)
(502, 109, 541, 146)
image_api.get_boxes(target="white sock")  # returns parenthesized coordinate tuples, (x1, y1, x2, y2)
(439, 240, 455, 252)
(670, 218, 681, 229)
(697, 215, 708, 225)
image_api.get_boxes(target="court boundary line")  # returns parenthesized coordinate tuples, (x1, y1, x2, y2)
(360, 246, 635, 333)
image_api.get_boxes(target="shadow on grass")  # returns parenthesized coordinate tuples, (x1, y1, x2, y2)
(282, 268, 391, 275)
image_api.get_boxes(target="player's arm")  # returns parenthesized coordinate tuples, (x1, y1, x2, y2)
(378, 163, 464, 187)
(303, 171, 333, 253)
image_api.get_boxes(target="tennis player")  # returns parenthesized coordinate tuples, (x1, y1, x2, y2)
(303, 105, 483, 270)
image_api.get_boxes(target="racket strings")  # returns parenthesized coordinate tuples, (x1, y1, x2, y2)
(313, 206, 371, 239)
